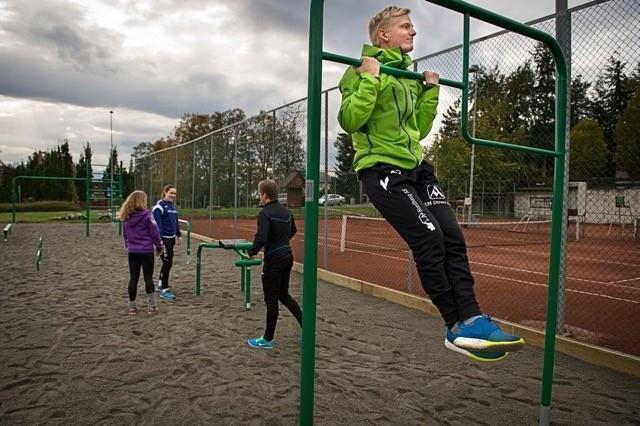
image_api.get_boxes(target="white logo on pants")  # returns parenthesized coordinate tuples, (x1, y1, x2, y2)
(419, 213, 436, 231)
(380, 176, 390, 191)
(427, 185, 446, 200)
(402, 188, 435, 232)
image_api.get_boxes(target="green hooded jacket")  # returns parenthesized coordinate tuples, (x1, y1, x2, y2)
(338, 44, 439, 172)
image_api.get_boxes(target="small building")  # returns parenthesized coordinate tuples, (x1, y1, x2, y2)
(282, 171, 305, 208)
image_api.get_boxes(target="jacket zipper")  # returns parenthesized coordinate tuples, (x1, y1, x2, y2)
(393, 84, 419, 165)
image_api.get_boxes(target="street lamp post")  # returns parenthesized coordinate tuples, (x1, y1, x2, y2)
(467, 66, 479, 223)
(109, 110, 114, 217)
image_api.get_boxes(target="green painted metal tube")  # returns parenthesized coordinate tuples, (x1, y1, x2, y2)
(195, 242, 219, 296)
(302, 0, 324, 424)
(178, 219, 192, 262)
(452, 4, 568, 416)
(309, 0, 569, 424)
(322, 51, 466, 89)
(35, 236, 43, 271)
(240, 265, 246, 293)
(234, 259, 262, 267)
(86, 159, 91, 237)
(11, 175, 96, 234)
(195, 241, 262, 307)
(245, 266, 252, 310)
(460, 14, 560, 157)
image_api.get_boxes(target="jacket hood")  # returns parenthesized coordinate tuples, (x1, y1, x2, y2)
(361, 44, 412, 69)
(127, 209, 149, 226)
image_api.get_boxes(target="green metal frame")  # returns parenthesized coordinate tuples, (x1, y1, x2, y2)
(35, 236, 43, 271)
(195, 240, 262, 310)
(11, 158, 124, 238)
(178, 219, 192, 264)
(3, 223, 12, 242)
(12, 175, 92, 237)
(306, 0, 567, 425)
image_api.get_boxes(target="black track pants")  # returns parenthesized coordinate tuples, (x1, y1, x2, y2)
(261, 253, 302, 341)
(360, 162, 481, 328)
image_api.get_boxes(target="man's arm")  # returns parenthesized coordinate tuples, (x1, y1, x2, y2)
(337, 59, 381, 134)
(416, 71, 440, 139)
(248, 212, 270, 257)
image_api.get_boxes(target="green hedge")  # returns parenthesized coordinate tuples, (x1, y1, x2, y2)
(0, 201, 81, 213)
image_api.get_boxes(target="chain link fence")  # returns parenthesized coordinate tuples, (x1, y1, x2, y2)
(135, 0, 640, 357)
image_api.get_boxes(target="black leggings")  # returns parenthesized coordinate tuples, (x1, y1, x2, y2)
(158, 237, 176, 289)
(262, 253, 302, 341)
(361, 162, 481, 329)
(128, 252, 155, 301)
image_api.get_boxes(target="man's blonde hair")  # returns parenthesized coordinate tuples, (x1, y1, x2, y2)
(369, 6, 411, 46)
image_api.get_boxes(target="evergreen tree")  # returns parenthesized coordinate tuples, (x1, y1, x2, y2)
(615, 91, 640, 179)
(570, 75, 592, 128)
(76, 143, 93, 202)
(591, 54, 633, 177)
(333, 133, 358, 201)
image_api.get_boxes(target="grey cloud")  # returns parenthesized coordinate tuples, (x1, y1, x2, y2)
(0, 47, 283, 118)
(2, 1, 122, 74)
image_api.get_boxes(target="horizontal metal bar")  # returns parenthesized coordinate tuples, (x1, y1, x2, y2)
(322, 51, 466, 90)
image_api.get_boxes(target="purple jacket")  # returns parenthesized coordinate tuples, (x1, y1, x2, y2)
(123, 209, 163, 253)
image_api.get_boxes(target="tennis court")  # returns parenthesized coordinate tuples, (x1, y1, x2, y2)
(190, 216, 640, 356)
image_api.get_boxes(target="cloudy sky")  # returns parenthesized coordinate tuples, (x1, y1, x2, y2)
(0, 0, 593, 168)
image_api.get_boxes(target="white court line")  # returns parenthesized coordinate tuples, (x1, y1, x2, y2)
(470, 260, 640, 292)
(213, 224, 640, 302)
(486, 244, 640, 268)
(607, 276, 640, 285)
(475, 272, 640, 305)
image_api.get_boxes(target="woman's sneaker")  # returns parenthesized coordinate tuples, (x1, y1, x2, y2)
(449, 315, 525, 353)
(160, 289, 176, 301)
(127, 306, 138, 316)
(147, 305, 159, 315)
(247, 336, 274, 349)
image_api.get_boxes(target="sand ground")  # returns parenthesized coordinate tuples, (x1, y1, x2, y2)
(1, 223, 639, 425)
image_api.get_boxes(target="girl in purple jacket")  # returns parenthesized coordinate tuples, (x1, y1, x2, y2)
(118, 190, 164, 315)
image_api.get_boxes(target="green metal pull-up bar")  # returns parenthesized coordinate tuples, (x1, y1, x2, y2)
(304, 0, 567, 425)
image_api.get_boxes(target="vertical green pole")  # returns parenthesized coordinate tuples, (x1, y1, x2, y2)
(540, 34, 568, 426)
(196, 245, 203, 296)
(86, 158, 91, 237)
(240, 266, 246, 293)
(11, 178, 17, 224)
(246, 267, 252, 310)
(301, 0, 323, 424)
(119, 161, 124, 236)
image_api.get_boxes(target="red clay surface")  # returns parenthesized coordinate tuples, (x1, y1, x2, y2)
(188, 217, 640, 356)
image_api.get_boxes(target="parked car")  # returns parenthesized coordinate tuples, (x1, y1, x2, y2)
(318, 194, 345, 206)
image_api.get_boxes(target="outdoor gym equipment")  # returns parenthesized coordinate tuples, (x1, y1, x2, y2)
(35, 236, 43, 271)
(303, 0, 568, 425)
(10, 159, 124, 237)
(195, 239, 262, 310)
(178, 219, 192, 264)
(3, 223, 11, 242)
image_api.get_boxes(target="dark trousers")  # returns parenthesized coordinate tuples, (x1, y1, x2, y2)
(158, 237, 175, 289)
(128, 252, 155, 301)
(361, 162, 481, 329)
(261, 252, 302, 341)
